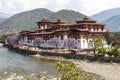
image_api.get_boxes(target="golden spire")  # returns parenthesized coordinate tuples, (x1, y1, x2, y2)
(41, 17, 50, 22)
(57, 19, 66, 23)
(83, 16, 89, 20)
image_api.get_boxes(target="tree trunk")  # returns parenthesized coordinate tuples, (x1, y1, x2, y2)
(110, 56, 113, 63)
(93, 49, 96, 56)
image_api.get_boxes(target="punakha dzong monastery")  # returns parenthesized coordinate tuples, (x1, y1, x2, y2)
(19, 17, 108, 49)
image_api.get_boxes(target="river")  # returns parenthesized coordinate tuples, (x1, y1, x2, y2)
(0, 47, 57, 75)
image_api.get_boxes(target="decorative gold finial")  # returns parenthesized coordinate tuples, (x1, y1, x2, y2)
(41, 17, 50, 22)
(57, 19, 66, 23)
(83, 16, 89, 20)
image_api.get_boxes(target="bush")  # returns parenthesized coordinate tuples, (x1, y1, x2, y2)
(55, 61, 104, 80)
(98, 47, 106, 57)
(55, 61, 80, 80)
(106, 49, 113, 59)
(112, 46, 120, 58)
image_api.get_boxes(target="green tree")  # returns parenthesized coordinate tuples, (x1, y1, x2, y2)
(88, 35, 104, 56)
(112, 46, 120, 58)
(0, 34, 14, 42)
(98, 47, 106, 57)
(106, 48, 114, 60)
(106, 46, 120, 60)
(0, 34, 8, 41)
(105, 32, 120, 47)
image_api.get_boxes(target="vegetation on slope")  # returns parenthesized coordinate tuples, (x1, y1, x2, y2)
(103, 15, 120, 32)
(91, 7, 120, 22)
(105, 32, 120, 46)
(0, 8, 87, 34)
(0, 18, 6, 24)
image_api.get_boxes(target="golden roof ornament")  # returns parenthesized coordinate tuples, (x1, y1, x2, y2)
(83, 16, 89, 20)
(41, 17, 50, 22)
(57, 19, 66, 23)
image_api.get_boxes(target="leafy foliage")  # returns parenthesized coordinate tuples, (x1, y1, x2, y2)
(0, 34, 8, 41)
(48, 37, 62, 48)
(55, 61, 81, 80)
(33, 37, 43, 46)
(98, 46, 120, 59)
(105, 32, 120, 47)
(88, 35, 104, 55)
(55, 61, 105, 80)
(98, 47, 106, 56)
(7, 35, 18, 45)
(0, 34, 14, 41)
(106, 49, 113, 59)
(64, 38, 78, 49)
(112, 46, 120, 58)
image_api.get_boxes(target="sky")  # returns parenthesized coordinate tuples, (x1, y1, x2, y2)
(0, 0, 120, 16)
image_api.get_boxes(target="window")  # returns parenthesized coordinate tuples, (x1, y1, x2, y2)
(78, 40, 80, 42)
(45, 24, 47, 29)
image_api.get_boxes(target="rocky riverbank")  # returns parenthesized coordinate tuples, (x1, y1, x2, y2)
(74, 60, 120, 80)
(4, 45, 120, 80)
(31, 53, 120, 80)
(0, 69, 58, 80)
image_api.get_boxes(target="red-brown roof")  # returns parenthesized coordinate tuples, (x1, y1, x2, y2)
(28, 28, 91, 35)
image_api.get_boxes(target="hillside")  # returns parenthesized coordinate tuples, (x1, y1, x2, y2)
(0, 18, 6, 24)
(91, 7, 120, 22)
(0, 8, 87, 34)
(103, 15, 120, 32)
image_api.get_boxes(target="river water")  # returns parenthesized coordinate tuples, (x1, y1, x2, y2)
(0, 47, 57, 75)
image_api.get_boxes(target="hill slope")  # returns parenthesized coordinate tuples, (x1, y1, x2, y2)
(0, 18, 6, 24)
(91, 7, 120, 22)
(0, 8, 87, 34)
(103, 15, 120, 32)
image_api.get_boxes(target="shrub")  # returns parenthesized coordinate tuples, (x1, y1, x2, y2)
(55, 61, 80, 80)
(98, 47, 106, 57)
(112, 46, 120, 58)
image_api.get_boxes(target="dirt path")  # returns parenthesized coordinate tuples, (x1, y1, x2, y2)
(74, 60, 120, 80)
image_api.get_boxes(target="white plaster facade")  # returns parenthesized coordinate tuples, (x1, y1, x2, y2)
(19, 35, 90, 49)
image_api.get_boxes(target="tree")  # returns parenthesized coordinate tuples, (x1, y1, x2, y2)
(88, 35, 104, 56)
(64, 38, 78, 49)
(48, 37, 62, 48)
(105, 32, 120, 47)
(98, 47, 106, 57)
(0, 34, 7, 41)
(112, 46, 120, 58)
(106, 48, 114, 60)
(34, 37, 43, 47)
(7, 35, 18, 45)
(55, 61, 81, 80)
